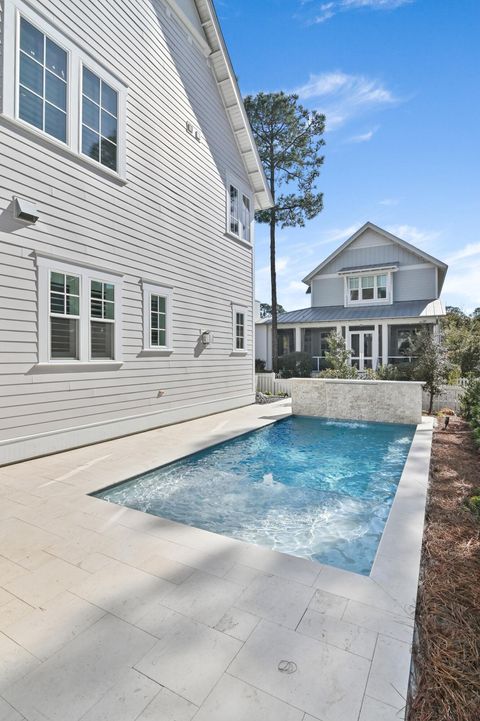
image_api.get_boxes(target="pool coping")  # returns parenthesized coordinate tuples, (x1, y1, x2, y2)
(0, 400, 434, 721)
(89, 406, 434, 717)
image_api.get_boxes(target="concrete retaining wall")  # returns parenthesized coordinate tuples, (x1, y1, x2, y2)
(291, 378, 423, 425)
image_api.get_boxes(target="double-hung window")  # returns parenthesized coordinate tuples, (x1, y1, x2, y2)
(18, 17, 68, 142)
(81, 67, 118, 171)
(49, 272, 80, 359)
(227, 175, 253, 243)
(142, 282, 173, 352)
(37, 255, 122, 365)
(4, 0, 126, 176)
(90, 280, 115, 359)
(346, 273, 391, 305)
(232, 304, 248, 353)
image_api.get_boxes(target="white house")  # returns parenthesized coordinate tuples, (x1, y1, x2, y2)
(256, 222, 448, 371)
(0, 0, 271, 464)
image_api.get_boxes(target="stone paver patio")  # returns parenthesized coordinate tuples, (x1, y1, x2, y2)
(0, 401, 433, 721)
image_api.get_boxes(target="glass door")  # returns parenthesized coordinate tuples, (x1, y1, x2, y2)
(349, 331, 374, 370)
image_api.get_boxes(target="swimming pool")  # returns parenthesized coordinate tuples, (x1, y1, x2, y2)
(94, 416, 415, 575)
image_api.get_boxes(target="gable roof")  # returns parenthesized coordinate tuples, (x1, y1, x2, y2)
(188, 0, 272, 211)
(302, 222, 448, 286)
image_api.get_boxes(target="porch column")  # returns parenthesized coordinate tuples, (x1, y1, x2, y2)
(295, 326, 302, 353)
(381, 322, 388, 366)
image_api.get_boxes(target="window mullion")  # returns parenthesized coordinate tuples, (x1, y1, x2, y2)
(79, 273, 89, 361)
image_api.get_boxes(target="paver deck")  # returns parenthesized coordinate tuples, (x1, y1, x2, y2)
(0, 400, 433, 721)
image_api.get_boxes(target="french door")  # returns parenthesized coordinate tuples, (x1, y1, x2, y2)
(349, 330, 374, 370)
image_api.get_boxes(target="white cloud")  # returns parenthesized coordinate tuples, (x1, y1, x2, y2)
(342, 0, 413, 8)
(295, 72, 399, 129)
(386, 224, 441, 247)
(301, 0, 414, 24)
(346, 127, 378, 143)
(379, 197, 400, 206)
(257, 255, 290, 276)
(446, 242, 480, 264)
(443, 266, 480, 314)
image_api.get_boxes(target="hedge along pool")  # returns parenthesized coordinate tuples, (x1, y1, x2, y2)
(94, 416, 415, 575)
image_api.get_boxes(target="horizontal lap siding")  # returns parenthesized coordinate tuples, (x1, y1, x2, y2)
(0, 0, 255, 454)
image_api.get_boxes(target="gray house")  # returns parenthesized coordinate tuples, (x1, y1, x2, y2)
(256, 222, 448, 371)
(0, 0, 271, 464)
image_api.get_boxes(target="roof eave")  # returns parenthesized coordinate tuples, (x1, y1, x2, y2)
(193, 0, 273, 211)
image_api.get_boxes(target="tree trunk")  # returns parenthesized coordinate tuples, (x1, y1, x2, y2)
(429, 388, 434, 415)
(270, 213, 278, 373)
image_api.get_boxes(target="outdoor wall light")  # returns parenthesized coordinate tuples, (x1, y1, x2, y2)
(201, 331, 214, 346)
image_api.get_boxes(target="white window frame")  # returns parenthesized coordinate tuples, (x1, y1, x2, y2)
(36, 254, 123, 366)
(142, 281, 174, 353)
(226, 172, 254, 245)
(231, 303, 248, 354)
(344, 271, 393, 307)
(2, 0, 127, 178)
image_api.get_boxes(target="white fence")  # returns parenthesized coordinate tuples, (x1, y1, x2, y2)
(256, 373, 469, 413)
(256, 373, 292, 396)
(423, 385, 465, 414)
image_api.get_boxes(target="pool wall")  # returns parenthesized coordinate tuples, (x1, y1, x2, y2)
(291, 377, 423, 425)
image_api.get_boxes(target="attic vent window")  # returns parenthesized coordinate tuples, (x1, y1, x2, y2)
(14, 197, 39, 223)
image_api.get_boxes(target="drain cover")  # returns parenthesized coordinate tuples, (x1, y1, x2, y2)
(278, 660, 297, 674)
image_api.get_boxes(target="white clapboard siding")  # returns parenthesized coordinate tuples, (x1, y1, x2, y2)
(0, 0, 261, 462)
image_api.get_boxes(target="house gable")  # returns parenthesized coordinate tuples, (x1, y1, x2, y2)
(303, 222, 447, 285)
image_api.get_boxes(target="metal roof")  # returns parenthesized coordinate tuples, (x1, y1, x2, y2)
(337, 262, 400, 274)
(260, 299, 446, 325)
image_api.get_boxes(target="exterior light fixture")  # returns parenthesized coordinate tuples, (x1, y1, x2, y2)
(201, 331, 213, 346)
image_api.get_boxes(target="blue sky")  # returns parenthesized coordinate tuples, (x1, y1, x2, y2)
(219, 0, 480, 312)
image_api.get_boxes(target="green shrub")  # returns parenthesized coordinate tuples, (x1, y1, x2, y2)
(466, 491, 480, 516)
(460, 379, 480, 423)
(318, 365, 358, 379)
(255, 358, 266, 373)
(277, 351, 312, 378)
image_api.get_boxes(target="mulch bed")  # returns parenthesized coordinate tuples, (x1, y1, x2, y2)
(408, 417, 480, 721)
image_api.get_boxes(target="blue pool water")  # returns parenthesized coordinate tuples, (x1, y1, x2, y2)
(95, 416, 415, 575)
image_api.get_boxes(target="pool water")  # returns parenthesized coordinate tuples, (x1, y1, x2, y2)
(94, 416, 415, 575)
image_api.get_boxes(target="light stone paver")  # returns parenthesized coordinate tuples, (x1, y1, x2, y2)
(78, 668, 161, 721)
(0, 598, 33, 632)
(160, 569, 244, 627)
(308, 588, 349, 618)
(342, 599, 414, 644)
(0, 697, 25, 721)
(365, 634, 412, 711)
(0, 633, 40, 694)
(358, 695, 405, 720)
(134, 686, 198, 721)
(70, 560, 175, 625)
(0, 403, 432, 721)
(193, 674, 304, 721)
(236, 573, 316, 629)
(214, 606, 260, 641)
(229, 619, 370, 721)
(3, 557, 91, 607)
(3, 591, 105, 661)
(134, 613, 242, 706)
(297, 608, 378, 660)
(3, 615, 158, 721)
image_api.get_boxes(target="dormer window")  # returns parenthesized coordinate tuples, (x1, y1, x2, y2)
(345, 273, 391, 306)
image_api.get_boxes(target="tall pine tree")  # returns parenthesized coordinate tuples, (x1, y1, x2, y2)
(244, 92, 325, 372)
